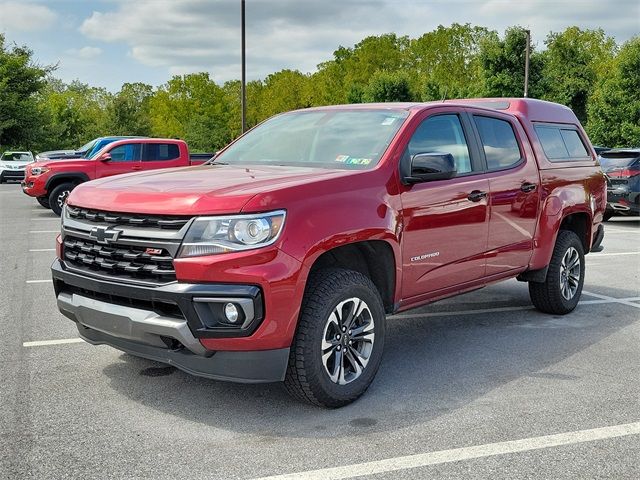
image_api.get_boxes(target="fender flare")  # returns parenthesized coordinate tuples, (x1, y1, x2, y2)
(44, 172, 90, 192)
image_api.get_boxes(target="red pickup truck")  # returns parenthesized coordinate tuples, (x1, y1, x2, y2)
(22, 138, 211, 215)
(52, 99, 606, 407)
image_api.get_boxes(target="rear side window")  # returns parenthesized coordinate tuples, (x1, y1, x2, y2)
(473, 116, 522, 171)
(534, 125, 590, 161)
(144, 143, 180, 161)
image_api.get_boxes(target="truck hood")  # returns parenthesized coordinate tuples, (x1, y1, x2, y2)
(68, 164, 355, 215)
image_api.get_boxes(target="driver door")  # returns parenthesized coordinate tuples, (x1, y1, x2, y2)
(399, 110, 490, 300)
(97, 143, 143, 178)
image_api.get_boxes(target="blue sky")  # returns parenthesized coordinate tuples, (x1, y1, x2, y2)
(1, 0, 638, 92)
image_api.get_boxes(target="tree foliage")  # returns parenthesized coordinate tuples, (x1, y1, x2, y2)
(0, 34, 52, 149)
(1, 26, 637, 153)
(587, 37, 640, 147)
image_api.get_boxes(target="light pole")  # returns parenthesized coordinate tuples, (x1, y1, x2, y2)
(524, 29, 530, 97)
(241, 0, 247, 133)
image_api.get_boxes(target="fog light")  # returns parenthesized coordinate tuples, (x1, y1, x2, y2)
(224, 303, 240, 323)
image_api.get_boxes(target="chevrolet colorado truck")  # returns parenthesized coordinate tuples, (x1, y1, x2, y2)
(23, 138, 210, 215)
(52, 99, 606, 407)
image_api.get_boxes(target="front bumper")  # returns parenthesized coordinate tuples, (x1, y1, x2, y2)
(52, 259, 289, 383)
(0, 169, 25, 181)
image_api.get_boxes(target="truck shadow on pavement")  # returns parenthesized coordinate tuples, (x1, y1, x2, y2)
(100, 284, 637, 439)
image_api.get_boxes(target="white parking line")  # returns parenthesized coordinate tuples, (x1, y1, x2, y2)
(253, 421, 640, 480)
(589, 251, 640, 257)
(29, 230, 59, 234)
(23, 338, 84, 347)
(25, 279, 52, 284)
(29, 248, 56, 252)
(582, 291, 640, 309)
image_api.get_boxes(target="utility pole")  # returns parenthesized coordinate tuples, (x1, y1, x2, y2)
(241, 0, 247, 133)
(524, 29, 530, 97)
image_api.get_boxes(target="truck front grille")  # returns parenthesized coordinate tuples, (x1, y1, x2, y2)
(63, 236, 176, 283)
(66, 206, 190, 230)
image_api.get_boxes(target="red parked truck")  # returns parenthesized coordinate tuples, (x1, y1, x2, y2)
(52, 99, 606, 407)
(22, 138, 211, 215)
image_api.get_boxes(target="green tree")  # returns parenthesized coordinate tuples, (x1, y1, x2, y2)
(148, 73, 232, 152)
(37, 79, 111, 151)
(0, 34, 52, 150)
(258, 69, 313, 118)
(587, 37, 640, 147)
(106, 82, 153, 135)
(479, 26, 545, 98)
(362, 70, 414, 102)
(409, 23, 495, 100)
(542, 27, 617, 123)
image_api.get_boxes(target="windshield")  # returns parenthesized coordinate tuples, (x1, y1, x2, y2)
(217, 109, 409, 170)
(599, 153, 639, 170)
(77, 139, 97, 153)
(1, 152, 32, 161)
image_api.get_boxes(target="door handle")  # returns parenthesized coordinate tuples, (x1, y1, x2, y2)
(132, 165, 142, 170)
(467, 190, 487, 202)
(521, 182, 537, 193)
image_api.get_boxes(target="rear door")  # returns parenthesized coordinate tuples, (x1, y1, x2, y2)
(141, 142, 184, 171)
(469, 111, 540, 276)
(97, 142, 143, 178)
(399, 108, 490, 300)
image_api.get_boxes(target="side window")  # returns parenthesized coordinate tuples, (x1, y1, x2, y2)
(407, 114, 472, 174)
(108, 143, 142, 162)
(474, 116, 522, 171)
(144, 143, 180, 161)
(534, 125, 590, 161)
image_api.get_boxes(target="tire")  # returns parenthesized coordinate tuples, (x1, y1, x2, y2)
(284, 268, 386, 408)
(603, 210, 614, 222)
(36, 196, 50, 208)
(529, 230, 585, 314)
(49, 182, 74, 216)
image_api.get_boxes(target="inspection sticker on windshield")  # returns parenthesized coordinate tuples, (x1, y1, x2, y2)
(334, 155, 372, 165)
(381, 117, 397, 125)
(335, 155, 350, 163)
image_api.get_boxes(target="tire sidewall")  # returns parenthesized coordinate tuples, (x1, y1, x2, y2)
(49, 183, 74, 216)
(554, 232, 585, 311)
(304, 278, 386, 403)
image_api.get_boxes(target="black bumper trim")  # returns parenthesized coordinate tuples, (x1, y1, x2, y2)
(52, 259, 265, 338)
(77, 324, 289, 383)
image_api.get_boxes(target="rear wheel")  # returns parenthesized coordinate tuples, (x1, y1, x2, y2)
(529, 230, 585, 314)
(285, 268, 386, 408)
(36, 196, 50, 208)
(603, 210, 614, 222)
(49, 182, 74, 216)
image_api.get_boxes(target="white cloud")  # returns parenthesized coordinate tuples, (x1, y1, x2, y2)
(0, 1, 57, 32)
(79, 0, 639, 83)
(66, 46, 102, 59)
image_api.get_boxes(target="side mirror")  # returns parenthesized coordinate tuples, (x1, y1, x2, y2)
(403, 152, 457, 184)
(99, 153, 112, 162)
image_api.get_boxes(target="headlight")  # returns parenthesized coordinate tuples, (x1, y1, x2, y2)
(31, 166, 49, 175)
(178, 210, 286, 257)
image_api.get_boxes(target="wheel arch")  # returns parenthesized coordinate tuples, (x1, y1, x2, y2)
(45, 172, 90, 193)
(307, 240, 398, 314)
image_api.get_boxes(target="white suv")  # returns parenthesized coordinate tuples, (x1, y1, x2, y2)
(0, 151, 35, 183)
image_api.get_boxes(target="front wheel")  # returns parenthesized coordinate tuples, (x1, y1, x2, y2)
(529, 230, 585, 314)
(285, 268, 386, 408)
(49, 182, 75, 216)
(36, 196, 50, 208)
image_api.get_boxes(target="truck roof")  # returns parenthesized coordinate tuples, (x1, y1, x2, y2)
(299, 98, 578, 124)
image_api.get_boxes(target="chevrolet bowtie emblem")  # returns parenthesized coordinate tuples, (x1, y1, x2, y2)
(89, 226, 121, 244)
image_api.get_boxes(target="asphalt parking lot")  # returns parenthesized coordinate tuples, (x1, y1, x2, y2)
(1, 181, 639, 480)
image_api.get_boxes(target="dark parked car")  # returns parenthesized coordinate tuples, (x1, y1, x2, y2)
(36, 136, 146, 161)
(599, 148, 640, 220)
